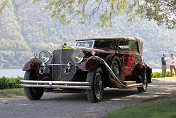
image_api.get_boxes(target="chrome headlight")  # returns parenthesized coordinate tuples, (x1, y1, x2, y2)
(39, 50, 51, 63)
(72, 49, 84, 63)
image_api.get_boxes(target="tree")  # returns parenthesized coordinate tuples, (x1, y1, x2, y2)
(138, 0, 176, 29)
(1, 0, 175, 29)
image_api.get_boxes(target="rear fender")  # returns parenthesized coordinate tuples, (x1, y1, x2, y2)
(23, 58, 41, 71)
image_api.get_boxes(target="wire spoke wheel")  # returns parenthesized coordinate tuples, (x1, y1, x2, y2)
(86, 67, 104, 103)
(138, 69, 148, 93)
(111, 61, 120, 78)
(94, 72, 103, 100)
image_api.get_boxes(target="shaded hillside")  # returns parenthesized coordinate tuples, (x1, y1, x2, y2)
(0, 1, 175, 68)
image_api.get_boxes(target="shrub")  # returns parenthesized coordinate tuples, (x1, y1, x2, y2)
(152, 72, 162, 78)
(0, 76, 23, 89)
(152, 71, 174, 78)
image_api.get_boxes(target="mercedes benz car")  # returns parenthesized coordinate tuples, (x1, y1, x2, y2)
(20, 37, 152, 103)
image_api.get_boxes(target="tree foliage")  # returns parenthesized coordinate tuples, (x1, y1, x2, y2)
(34, 0, 176, 28)
(139, 0, 176, 29)
(0, 0, 175, 29)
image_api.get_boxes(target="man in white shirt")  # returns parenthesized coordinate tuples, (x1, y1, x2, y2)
(168, 53, 176, 77)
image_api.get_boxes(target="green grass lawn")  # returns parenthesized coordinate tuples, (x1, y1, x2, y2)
(0, 88, 24, 97)
(105, 102, 176, 118)
(105, 78, 176, 118)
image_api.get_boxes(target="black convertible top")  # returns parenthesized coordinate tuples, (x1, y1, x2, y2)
(76, 37, 143, 55)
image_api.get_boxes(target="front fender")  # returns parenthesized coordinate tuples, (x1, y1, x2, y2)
(22, 58, 41, 71)
(80, 56, 126, 88)
(79, 56, 104, 71)
(146, 66, 152, 83)
(133, 63, 147, 75)
(132, 62, 149, 82)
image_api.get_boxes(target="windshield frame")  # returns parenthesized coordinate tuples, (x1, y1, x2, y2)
(75, 40, 95, 48)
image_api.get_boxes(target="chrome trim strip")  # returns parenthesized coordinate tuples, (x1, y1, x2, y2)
(94, 56, 144, 89)
(99, 57, 126, 87)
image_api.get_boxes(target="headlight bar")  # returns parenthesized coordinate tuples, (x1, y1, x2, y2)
(47, 63, 71, 67)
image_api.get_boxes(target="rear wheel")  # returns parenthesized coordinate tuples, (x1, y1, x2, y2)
(86, 67, 104, 103)
(24, 70, 44, 100)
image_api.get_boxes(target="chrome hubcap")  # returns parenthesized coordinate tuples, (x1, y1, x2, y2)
(94, 73, 103, 100)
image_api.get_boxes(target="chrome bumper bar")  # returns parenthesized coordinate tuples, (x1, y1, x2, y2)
(20, 80, 91, 89)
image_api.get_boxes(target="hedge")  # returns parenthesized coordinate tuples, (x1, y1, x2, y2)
(0, 77, 23, 89)
(152, 71, 174, 78)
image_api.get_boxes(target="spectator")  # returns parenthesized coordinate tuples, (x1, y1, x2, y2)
(161, 53, 167, 77)
(168, 53, 176, 77)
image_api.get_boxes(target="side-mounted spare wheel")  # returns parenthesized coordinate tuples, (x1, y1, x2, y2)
(24, 70, 44, 100)
(86, 67, 104, 103)
(106, 55, 121, 79)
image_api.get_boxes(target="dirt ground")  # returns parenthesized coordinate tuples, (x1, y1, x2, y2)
(0, 79, 176, 118)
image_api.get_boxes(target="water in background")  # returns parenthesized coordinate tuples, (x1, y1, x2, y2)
(0, 69, 25, 78)
(152, 69, 170, 72)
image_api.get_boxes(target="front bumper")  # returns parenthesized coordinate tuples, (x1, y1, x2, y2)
(20, 80, 91, 89)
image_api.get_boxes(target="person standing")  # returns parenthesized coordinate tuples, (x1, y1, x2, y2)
(168, 53, 176, 77)
(161, 53, 167, 77)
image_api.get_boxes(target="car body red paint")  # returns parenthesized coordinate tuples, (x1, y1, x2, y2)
(20, 37, 152, 102)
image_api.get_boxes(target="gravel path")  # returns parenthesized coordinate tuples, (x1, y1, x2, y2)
(0, 79, 176, 118)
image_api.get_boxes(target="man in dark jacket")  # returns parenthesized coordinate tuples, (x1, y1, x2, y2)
(161, 53, 167, 77)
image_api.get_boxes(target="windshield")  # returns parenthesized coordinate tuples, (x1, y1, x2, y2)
(76, 41, 94, 48)
(94, 40, 117, 50)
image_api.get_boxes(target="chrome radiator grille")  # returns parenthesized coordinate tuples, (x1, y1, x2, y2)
(52, 49, 76, 81)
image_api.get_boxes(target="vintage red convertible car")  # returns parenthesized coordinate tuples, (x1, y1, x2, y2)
(20, 37, 152, 103)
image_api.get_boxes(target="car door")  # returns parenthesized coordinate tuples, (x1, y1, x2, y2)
(128, 40, 139, 73)
(118, 39, 131, 80)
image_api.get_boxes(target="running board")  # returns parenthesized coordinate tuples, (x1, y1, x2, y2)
(123, 81, 136, 85)
(126, 83, 143, 88)
(123, 81, 143, 88)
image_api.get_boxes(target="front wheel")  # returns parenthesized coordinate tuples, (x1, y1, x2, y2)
(24, 70, 44, 100)
(86, 67, 104, 103)
(137, 70, 148, 93)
